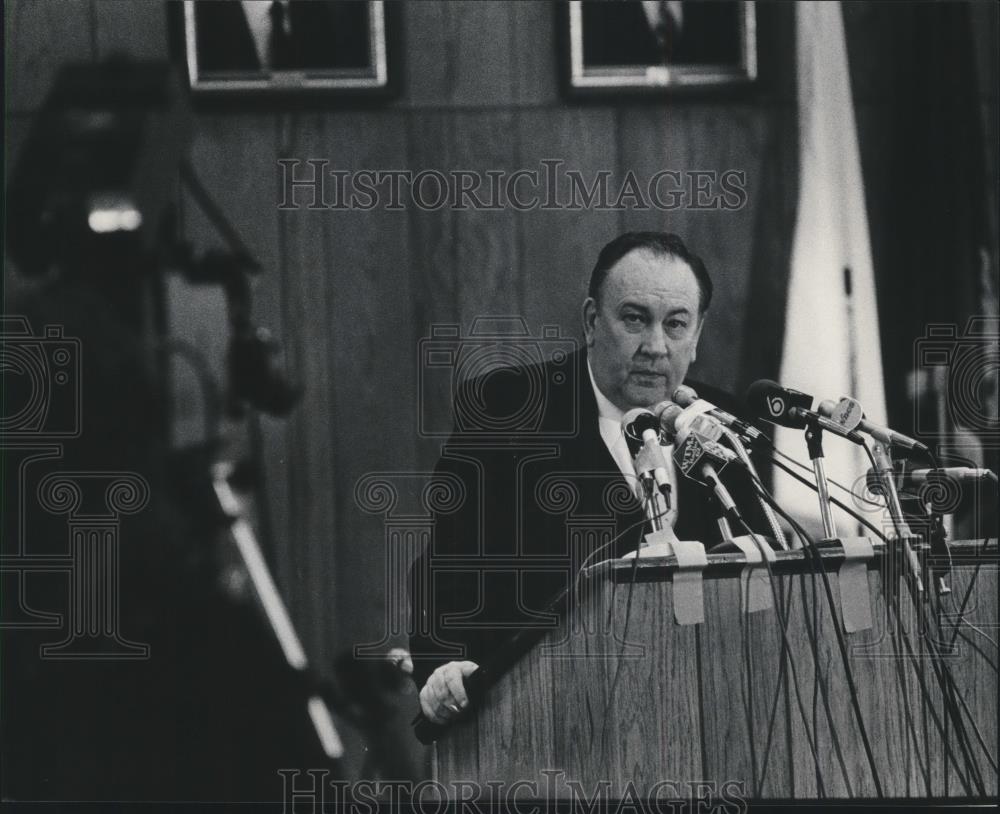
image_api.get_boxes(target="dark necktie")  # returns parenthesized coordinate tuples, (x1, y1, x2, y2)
(269, 1, 293, 70)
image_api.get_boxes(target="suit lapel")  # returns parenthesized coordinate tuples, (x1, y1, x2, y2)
(569, 350, 646, 555)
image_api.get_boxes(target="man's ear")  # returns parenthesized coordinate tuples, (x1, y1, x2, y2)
(691, 312, 706, 362)
(582, 297, 598, 347)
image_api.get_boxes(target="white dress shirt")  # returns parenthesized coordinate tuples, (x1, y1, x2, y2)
(587, 360, 678, 528)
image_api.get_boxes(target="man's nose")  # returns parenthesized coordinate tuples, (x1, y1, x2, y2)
(639, 324, 670, 357)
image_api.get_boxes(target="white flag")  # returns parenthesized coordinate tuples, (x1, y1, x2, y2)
(773, 1, 887, 537)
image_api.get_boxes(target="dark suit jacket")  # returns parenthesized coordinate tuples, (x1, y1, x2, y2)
(194, 0, 370, 73)
(408, 348, 770, 690)
(581, 0, 743, 67)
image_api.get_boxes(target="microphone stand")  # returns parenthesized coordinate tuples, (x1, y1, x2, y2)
(638, 474, 670, 533)
(719, 427, 788, 550)
(715, 504, 735, 543)
(869, 440, 925, 594)
(803, 421, 839, 543)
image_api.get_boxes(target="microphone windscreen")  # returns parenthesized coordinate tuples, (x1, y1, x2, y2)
(621, 408, 657, 454)
(656, 403, 684, 438)
(671, 385, 699, 407)
(817, 397, 864, 431)
(745, 379, 812, 429)
(816, 399, 838, 417)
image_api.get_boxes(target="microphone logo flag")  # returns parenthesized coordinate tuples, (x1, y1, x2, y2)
(678, 434, 707, 476)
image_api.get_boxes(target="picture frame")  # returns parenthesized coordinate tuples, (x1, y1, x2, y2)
(179, 0, 392, 100)
(563, 0, 757, 94)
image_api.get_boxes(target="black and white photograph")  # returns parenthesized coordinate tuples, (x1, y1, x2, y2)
(180, 0, 390, 97)
(566, 0, 756, 91)
(3, 1, 998, 813)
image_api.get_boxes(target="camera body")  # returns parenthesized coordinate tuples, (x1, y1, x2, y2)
(418, 317, 577, 437)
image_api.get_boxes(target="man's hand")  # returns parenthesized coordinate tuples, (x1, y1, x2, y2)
(419, 660, 479, 724)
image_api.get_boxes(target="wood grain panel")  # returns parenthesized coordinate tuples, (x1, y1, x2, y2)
(610, 576, 701, 789)
(511, 2, 560, 107)
(783, 568, 870, 798)
(407, 112, 460, 329)
(548, 575, 616, 795)
(318, 111, 418, 659)
(516, 106, 622, 343)
(478, 643, 555, 789)
(450, 111, 523, 321)
(93, 0, 168, 60)
(698, 571, 772, 793)
(401, 1, 516, 109)
(5, 0, 92, 113)
(434, 712, 480, 786)
(274, 112, 341, 670)
(435, 549, 998, 799)
(616, 104, 767, 394)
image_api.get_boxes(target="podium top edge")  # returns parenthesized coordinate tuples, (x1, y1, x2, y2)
(595, 538, 998, 582)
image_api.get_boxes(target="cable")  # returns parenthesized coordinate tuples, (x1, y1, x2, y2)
(740, 470, 849, 795)
(600, 502, 653, 757)
(770, 443, 885, 509)
(738, 513, 862, 796)
(572, 501, 669, 599)
(714, 508, 830, 796)
(946, 559, 988, 653)
(747, 482, 886, 797)
(718, 427, 788, 548)
(754, 572, 797, 791)
(757, 443, 987, 794)
(886, 599, 984, 794)
(867, 457, 994, 794)
(769, 456, 889, 542)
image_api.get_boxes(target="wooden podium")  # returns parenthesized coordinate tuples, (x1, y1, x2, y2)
(433, 539, 998, 800)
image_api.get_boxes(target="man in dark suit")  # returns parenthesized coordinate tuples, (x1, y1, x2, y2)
(409, 232, 771, 724)
(194, 0, 370, 75)
(582, 0, 743, 67)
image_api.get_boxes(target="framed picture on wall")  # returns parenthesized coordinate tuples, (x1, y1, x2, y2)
(562, 0, 757, 94)
(179, 0, 392, 99)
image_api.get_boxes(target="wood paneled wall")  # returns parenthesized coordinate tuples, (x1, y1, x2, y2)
(6, 1, 996, 730)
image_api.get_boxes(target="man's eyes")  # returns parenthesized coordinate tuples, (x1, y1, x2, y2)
(620, 312, 688, 331)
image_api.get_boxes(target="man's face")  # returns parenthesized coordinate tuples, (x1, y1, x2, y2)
(582, 249, 705, 412)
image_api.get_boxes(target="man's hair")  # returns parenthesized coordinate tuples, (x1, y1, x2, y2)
(587, 232, 713, 313)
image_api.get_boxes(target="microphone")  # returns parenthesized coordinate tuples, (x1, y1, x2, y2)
(672, 385, 764, 445)
(745, 380, 865, 444)
(621, 408, 671, 497)
(817, 398, 930, 454)
(900, 467, 995, 485)
(657, 401, 728, 445)
(652, 401, 683, 440)
(621, 408, 659, 454)
(673, 431, 741, 520)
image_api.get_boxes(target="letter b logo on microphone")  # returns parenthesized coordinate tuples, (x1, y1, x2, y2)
(766, 395, 786, 419)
